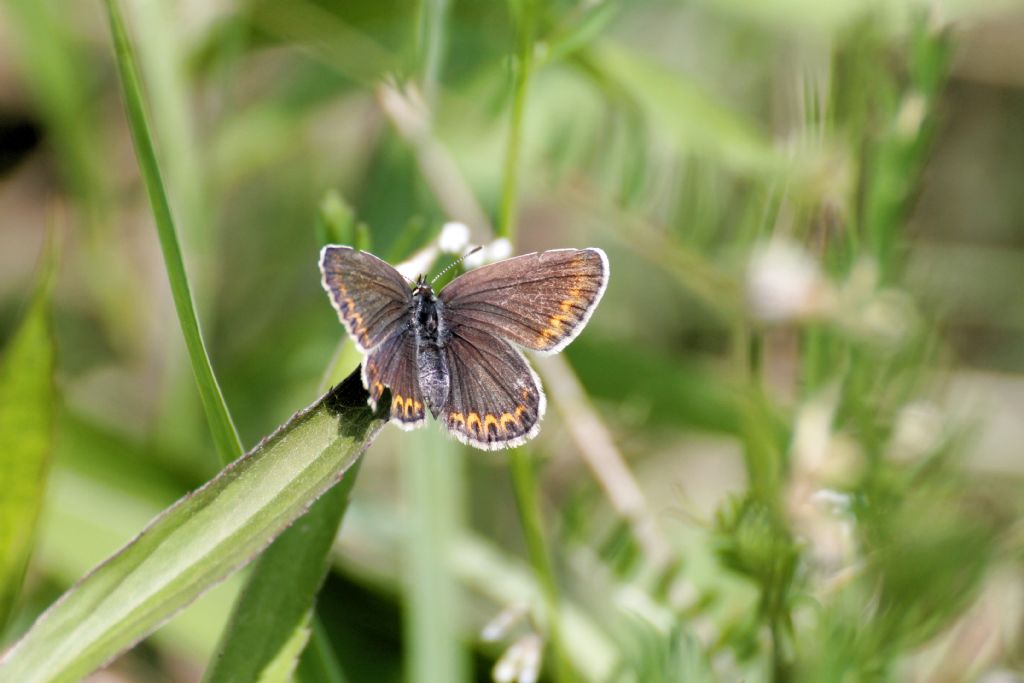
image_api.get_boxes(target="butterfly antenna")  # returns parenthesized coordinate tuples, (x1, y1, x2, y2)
(431, 246, 482, 284)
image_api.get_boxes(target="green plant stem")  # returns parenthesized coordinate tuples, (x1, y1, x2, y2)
(770, 616, 790, 683)
(509, 450, 575, 683)
(103, 0, 243, 465)
(404, 428, 465, 683)
(498, 5, 535, 242)
(418, 0, 449, 105)
(500, 7, 572, 680)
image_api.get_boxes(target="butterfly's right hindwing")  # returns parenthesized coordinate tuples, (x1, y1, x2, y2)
(319, 246, 413, 352)
(363, 329, 426, 429)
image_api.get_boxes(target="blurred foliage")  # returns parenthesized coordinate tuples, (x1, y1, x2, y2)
(1, 0, 1023, 682)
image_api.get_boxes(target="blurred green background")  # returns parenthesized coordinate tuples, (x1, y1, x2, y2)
(1, 0, 1023, 681)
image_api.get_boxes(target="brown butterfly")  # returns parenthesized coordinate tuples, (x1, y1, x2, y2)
(320, 247, 609, 450)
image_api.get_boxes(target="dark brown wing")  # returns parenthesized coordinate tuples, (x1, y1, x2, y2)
(362, 328, 426, 429)
(319, 245, 413, 352)
(438, 248, 608, 354)
(440, 326, 544, 451)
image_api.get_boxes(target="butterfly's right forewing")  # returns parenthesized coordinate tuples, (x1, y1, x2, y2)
(319, 246, 412, 352)
(439, 248, 608, 354)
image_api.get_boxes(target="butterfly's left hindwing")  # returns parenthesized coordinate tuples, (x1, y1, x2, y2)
(440, 326, 544, 451)
(320, 246, 413, 352)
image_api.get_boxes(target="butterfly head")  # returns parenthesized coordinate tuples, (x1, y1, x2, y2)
(412, 275, 435, 300)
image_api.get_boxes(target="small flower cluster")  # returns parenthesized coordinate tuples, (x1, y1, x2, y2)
(396, 221, 513, 280)
(745, 238, 918, 346)
(480, 604, 544, 683)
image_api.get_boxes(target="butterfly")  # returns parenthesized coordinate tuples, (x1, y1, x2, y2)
(319, 246, 609, 450)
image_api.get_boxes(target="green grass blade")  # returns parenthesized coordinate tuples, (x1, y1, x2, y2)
(0, 372, 384, 683)
(588, 41, 783, 176)
(102, 0, 243, 464)
(203, 459, 364, 683)
(296, 618, 350, 683)
(509, 450, 576, 683)
(0, 242, 57, 634)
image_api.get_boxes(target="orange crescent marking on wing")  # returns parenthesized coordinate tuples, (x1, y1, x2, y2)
(483, 414, 500, 434)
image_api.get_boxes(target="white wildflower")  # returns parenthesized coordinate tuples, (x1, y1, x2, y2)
(896, 92, 927, 139)
(746, 239, 832, 322)
(856, 290, 917, 346)
(978, 671, 1024, 683)
(493, 634, 543, 683)
(488, 237, 514, 261)
(395, 245, 439, 280)
(787, 390, 861, 574)
(887, 400, 945, 462)
(465, 237, 514, 269)
(791, 392, 836, 475)
(480, 604, 528, 643)
(439, 221, 471, 254)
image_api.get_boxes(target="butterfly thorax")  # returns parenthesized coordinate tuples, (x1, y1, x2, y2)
(412, 283, 450, 418)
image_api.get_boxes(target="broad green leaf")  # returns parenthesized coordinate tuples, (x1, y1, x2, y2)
(0, 371, 385, 683)
(0, 246, 56, 632)
(203, 460, 364, 683)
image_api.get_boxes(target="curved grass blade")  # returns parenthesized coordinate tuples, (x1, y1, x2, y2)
(588, 41, 783, 176)
(103, 0, 243, 464)
(0, 371, 385, 683)
(0, 240, 57, 633)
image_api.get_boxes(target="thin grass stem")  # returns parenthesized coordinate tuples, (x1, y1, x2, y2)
(509, 450, 575, 683)
(103, 0, 243, 465)
(418, 0, 449, 106)
(498, 3, 535, 242)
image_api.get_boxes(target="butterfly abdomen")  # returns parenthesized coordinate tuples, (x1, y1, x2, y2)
(413, 286, 450, 417)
